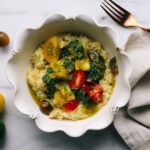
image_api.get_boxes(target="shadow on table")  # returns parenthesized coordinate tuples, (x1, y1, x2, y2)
(23, 124, 130, 150)
(0, 105, 131, 150)
(0, 134, 6, 148)
(0, 112, 6, 149)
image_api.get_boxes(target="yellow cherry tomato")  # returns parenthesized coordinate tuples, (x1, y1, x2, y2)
(0, 93, 5, 113)
(43, 36, 60, 66)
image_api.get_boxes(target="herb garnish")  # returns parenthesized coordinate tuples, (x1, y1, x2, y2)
(42, 74, 51, 84)
(47, 67, 54, 74)
(63, 58, 75, 72)
(86, 55, 106, 83)
(42, 66, 64, 99)
(61, 39, 85, 72)
(60, 39, 84, 60)
(74, 89, 96, 106)
(60, 47, 71, 58)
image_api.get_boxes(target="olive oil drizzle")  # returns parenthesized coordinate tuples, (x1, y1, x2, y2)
(27, 83, 40, 105)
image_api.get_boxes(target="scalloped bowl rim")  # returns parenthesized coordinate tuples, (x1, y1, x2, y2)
(6, 14, 132, 137)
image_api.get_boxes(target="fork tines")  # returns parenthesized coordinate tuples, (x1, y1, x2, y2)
(100, 0, 129, 24)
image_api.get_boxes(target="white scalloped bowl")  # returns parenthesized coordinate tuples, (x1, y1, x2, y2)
(6, 14, 132, 137)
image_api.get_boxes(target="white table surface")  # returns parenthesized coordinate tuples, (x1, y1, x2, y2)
(0, 0, 150, 149)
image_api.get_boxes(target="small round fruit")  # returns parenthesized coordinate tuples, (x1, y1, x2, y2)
(64, 99, 79, 112)
(39, 100, 53, 115)
(0, 93, 5, 113)
(0, 121, 6, 138)
(0, 32, 10, 47)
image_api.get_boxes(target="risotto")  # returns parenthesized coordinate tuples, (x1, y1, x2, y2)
(27, 34, 118, 120)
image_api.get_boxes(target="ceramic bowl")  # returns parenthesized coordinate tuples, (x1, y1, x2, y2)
(6, 14, 132, 137)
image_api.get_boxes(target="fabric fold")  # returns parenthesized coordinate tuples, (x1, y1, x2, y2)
(114, 29, 150, 150)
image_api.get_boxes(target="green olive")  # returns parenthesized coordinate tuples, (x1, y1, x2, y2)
(88, 50, 100, 61)
(0, 32, 10, 47)
(110, 57, 119, 75)
(40, 100, 53, 115)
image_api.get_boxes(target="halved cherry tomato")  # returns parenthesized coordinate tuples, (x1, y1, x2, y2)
(64, 99, 79, 111)
(68, 70, 86, 89)
(82, 82, 93, 93)
(83, 83, 104, 103)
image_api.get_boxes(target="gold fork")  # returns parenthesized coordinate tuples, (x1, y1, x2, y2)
(100, 0, 150, 32)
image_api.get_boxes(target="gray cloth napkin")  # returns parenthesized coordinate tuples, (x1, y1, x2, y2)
(114, 29, 150, 150)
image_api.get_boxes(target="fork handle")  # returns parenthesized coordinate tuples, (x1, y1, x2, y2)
(141, 28, 150, 33)
(137, 23, 150, 33)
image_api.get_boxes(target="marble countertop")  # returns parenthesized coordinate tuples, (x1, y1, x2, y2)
(0, 0, 150, 149)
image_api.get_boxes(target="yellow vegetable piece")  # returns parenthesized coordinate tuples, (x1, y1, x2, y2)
(54, 91, 65, 106)
(0, 93, 5, 113)
(75, 59, 90, 71)
(55, 83, 75, 102)
(52, 61, 68, 79)
(43, 36, 60, 65)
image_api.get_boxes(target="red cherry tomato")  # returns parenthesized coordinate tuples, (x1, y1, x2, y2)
(82, 82, 93, 93)
(83, 83, 104, 103)
(64, 100, 79, 111)
(68, 70, 86, 89)
(89, 90, 103, 103)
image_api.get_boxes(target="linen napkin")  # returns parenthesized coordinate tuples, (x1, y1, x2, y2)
(114, 29, 150, 150)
